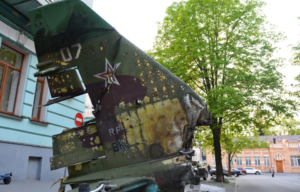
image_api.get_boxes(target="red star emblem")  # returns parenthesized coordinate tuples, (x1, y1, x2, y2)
(93, 58, 121, 87)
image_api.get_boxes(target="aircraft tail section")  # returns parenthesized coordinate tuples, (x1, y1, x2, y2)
(29, 1, 212, 190)
(29, 0, 113, 98)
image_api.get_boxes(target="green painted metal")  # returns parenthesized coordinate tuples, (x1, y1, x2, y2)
(29, 0, 211, 191)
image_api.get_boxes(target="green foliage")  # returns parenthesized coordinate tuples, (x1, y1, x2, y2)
(291, 17, 300, 66)
(150, 0, 298, 132)
(222, 134, 269, 158)
(264, 116, 300, 135)
(150, 0, 297, 131)
(290, 17, 300, 101)
(221, 124, 269, 175)
(194, 126, 214, 152)
(150, 0, 298, 181)
(195, 124, 269, 155)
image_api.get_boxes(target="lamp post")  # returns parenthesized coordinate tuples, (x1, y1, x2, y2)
(270, 138, 276, 177)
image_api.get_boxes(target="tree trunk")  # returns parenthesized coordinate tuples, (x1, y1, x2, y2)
(258, 127, 264, 136)
(228, 153, 231, 177)
(211, 122, 223, 182)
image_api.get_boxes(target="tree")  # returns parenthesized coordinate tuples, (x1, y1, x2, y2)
(291, 17, 300, 67)
(291, 17, 300, 98)
(222, 132, 269, 176)
(149, 0, 297, 182)
(265, 117, 300, 135)
(278, 117, 300, 135)
(195, 123, 269, 177)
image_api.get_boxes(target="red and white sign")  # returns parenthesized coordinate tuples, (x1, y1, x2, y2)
(75, 113, 83, 127)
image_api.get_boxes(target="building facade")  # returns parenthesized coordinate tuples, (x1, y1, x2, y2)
(206, 135, 300, 173)
(192, 147, 202, 162)
(84, 94, 94, 120)
(0, 0, 92, 180)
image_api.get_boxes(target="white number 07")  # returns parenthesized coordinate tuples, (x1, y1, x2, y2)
(60, 43, 82, 62)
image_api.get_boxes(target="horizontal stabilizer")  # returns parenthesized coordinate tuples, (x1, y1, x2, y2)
(47, 68, 85, 98)
(34, 66, 60, 77)
(36, 60, 54, 69)
(41, 91, 86, 107)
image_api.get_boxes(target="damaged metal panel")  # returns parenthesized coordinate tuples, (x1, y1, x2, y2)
(67, 156, 196, 192)
(51, 123, 104, 170)
(47, 69, 85, 98)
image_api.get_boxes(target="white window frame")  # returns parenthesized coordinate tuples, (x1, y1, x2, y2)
(264, 156, 270, 166)
(236, 156, 242, 166)
(255, 156, 261, 166)
(246, 156, 251, 166)
(290, 156, 300, 167)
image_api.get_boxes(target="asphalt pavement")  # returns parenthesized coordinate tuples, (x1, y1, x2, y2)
(2, 173, 299, 192)
(0, 179, 72, 192)
(199, 174, 237, 192)
(237, 173, 300, 192)
(0, 175, 236, 192)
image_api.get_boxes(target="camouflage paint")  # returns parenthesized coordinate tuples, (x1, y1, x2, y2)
(29, 0, 211, 191)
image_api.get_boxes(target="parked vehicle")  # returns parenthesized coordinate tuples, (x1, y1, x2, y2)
(0, 172, 12, 184)
(236, 168, 247, 174)
(210, 167, 240, 177)
(232, 169, 242, 177)
(210, 166, 227, 176)
(244, 167, 261, 175)
(192, 161, 208, 180)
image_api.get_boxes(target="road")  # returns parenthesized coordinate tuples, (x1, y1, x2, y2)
(0, 179, 72, 192)
(1, 177, 230, 192)
(237, 173, 300, 192)
(2, 173, 299, 192)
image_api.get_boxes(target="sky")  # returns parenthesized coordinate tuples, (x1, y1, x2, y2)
(91, 0, 300, 87)
(262, 0, 300, 87)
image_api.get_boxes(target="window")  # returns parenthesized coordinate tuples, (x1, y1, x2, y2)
(0, 44, 22, 113)
(230, 159, 234, 166)
(236, 156, 242, 166)
(202, 151, 206, 161)
(264, 156, 270, 166)
(290, 156, 300, 167)
(255, 156, 260, 166)
(246, 156, 251, 166)
(32, 77, 45, 121)
(212, 156, 215, 166)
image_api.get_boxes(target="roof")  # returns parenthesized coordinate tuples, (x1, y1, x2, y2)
(0, 0, 49, 34)
(258, 135, 300, 142)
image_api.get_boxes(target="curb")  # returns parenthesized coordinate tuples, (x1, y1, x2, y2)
(235, 176, 238, 192)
